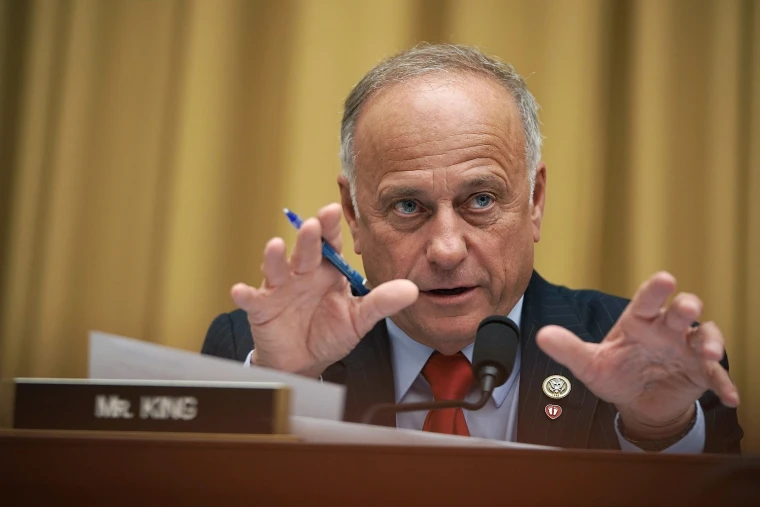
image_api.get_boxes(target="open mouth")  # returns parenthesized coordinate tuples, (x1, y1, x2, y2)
(425, 287, 476, 296)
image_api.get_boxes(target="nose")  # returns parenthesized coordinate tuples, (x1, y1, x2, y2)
(425, 207, 467, 270)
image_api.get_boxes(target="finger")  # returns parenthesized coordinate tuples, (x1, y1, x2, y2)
(705, 361, 740, 407)
(536, 325, 597, 382)
(353, 279, 419, 337)
(688, 321, 725, 362)
(231, 283, 263, 317)
(261, 237, 289, 287)
(664, 292, 703, 333)
(290, 218, 323, 274)
(628, 271, 677, 320)
(318, 203, 343, 252)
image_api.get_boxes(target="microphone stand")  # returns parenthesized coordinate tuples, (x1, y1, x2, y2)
(360, 365, 501, 425)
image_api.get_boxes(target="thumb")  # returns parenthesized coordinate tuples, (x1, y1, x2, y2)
(354, 279, 419, 337)
(536, 325, 595, 381)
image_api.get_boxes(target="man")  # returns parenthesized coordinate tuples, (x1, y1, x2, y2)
(202, 44, 742, 453)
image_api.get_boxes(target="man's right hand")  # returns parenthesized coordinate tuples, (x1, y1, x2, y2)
(230, 203, 419, 377)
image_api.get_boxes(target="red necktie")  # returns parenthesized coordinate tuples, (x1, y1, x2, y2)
(421, 352, 474, 436)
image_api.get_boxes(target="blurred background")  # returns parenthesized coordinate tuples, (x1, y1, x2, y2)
(0, 0, 758, 451)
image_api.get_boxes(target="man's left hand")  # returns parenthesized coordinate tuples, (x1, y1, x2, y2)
(536, 271, 740, 440)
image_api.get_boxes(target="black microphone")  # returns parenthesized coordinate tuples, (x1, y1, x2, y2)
(361, 315, 520, 425)
(472, 315, 520, 405)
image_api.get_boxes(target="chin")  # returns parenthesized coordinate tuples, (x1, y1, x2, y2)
(403, 311, 484, 350)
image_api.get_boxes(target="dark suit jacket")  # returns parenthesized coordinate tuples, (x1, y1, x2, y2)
(201, 271, 743, 453)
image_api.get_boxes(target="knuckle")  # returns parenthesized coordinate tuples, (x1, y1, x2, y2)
(362, 298, 380, 323)
(701, 321, 724, 340)
(687, 294, 703, 309)
(674, 292, 700, 309)
(706, 361, 725, 378)
(656, 271, 676, 284)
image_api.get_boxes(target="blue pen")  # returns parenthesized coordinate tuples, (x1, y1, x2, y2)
(283, 208, 370, 296)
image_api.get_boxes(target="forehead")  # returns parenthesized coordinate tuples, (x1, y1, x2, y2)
(352, 72, 525, 183)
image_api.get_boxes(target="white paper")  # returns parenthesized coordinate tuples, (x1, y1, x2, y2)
(87, 331, 553, 450)
(290, 415, 554, 450)
(88, 331, 345, 421)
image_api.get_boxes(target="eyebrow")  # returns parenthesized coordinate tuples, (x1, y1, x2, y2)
(378, 174, 508, 202)
(458, 175, 507, 193)
(378, 186, 424, 202)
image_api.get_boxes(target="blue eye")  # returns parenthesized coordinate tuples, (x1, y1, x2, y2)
(471, 194, 493, 208)
(394, 200, 419, 214)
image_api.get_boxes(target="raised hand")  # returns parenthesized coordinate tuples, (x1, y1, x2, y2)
(536, 272, 739, 438)
(231, 203, 418, 377)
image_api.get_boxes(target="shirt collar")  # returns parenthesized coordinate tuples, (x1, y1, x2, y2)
(387, 295, 524, 406)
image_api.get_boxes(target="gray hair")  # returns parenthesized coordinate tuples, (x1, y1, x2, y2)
(339, 43, 542, 214)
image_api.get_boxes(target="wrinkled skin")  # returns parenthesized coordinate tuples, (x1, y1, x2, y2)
(340, 74, 544, 355)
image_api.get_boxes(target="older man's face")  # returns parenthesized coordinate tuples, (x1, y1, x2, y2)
(340, 73, 546, 353)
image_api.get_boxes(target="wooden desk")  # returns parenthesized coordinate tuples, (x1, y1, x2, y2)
(1, 429, 758, 506)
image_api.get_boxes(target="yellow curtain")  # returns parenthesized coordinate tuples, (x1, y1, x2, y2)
(1, 0, 758, 450)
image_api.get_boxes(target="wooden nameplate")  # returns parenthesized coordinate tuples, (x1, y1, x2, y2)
(11, 378, 290, 435)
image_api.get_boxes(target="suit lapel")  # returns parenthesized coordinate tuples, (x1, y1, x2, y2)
(516, 272, 600, 449)
(322, 320, 396, 427)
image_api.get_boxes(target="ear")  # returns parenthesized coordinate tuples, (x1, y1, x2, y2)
(338, 174, 362, 254)
(531, 162, 547, 243)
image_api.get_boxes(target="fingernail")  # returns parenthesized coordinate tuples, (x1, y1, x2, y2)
(706, 342, 723, 357)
